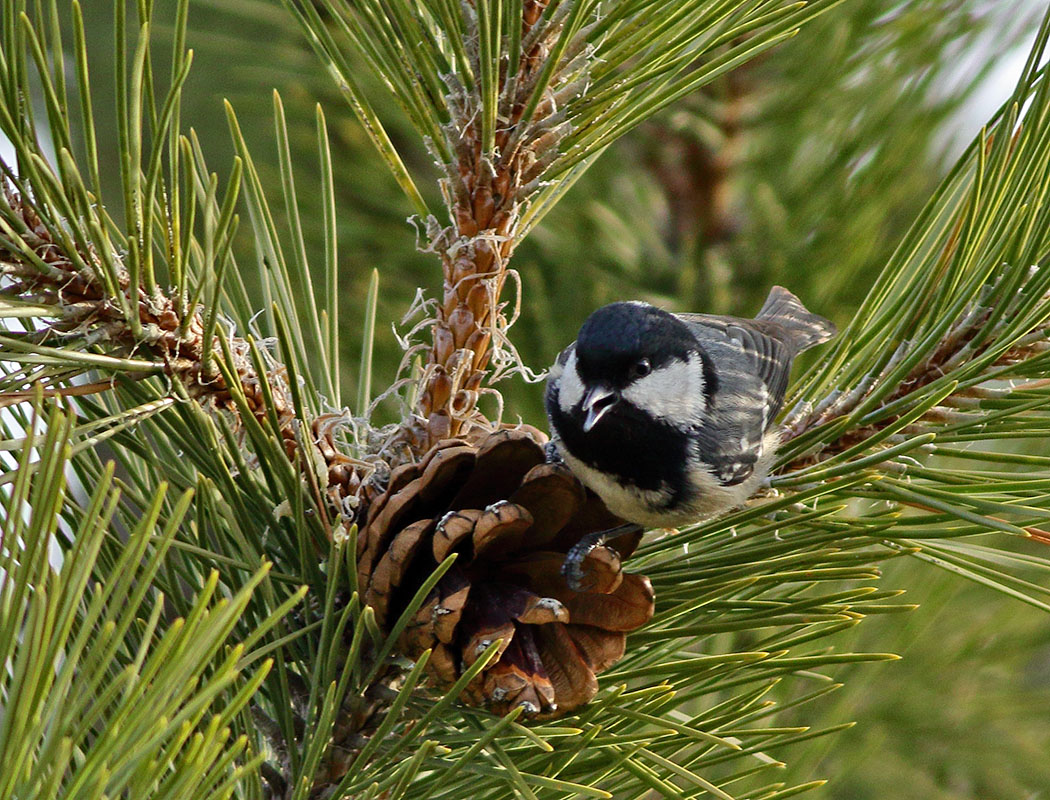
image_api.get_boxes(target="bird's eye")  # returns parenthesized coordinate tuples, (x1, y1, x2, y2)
(632, 358, 651, 378)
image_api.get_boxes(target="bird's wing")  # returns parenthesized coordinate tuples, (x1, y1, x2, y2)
(676, 314, 793, 487)
(677, 313, 794, 419)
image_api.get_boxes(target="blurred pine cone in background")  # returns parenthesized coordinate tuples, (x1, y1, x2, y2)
(357, 429, 655, 717)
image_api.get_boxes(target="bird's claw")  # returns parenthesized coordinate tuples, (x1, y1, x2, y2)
(562, 522, 643, 592)
(561, 538, 604, 592)
(544, 441, 564, 465)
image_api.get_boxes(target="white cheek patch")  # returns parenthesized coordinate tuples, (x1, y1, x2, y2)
(557, 351, 585, 412)
(621, 355, 706, 425)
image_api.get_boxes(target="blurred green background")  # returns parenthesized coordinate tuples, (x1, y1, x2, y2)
(70, 0, 1050, 796)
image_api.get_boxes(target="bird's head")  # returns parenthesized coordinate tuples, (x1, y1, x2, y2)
(564, 302, 709, 432)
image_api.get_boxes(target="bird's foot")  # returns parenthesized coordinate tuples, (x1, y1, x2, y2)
(544, 440, 564, 465)
(561, 523, 643, 592)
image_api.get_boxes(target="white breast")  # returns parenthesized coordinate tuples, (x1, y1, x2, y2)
(557, 446, 676, 526)
(554, 428, 781, 529)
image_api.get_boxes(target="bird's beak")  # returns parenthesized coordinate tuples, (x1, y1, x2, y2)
(582, 385, 618, 432)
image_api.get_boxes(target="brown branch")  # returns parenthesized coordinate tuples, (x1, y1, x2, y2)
(0, 182, 366, 523)
(409, 0, 583, 451)
(779, 275, 1048, 474)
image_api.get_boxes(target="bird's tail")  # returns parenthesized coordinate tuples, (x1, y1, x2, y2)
(757, 286, 836, 353)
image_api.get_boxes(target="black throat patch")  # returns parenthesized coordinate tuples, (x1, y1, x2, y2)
(547, 379, 692, 507)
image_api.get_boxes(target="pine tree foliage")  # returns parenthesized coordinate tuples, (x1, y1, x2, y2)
(0, 400, 297, 799)
(2, 1, 1050, 799)
(780, 559, 1050, 797)
(522, 2, 1032, 318)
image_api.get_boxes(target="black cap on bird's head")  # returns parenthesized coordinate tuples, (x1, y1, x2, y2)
(575, 302, 697, 387)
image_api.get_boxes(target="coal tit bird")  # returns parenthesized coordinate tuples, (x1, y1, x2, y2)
(546, 286, 836, 590)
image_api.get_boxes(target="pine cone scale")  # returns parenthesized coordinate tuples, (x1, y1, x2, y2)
(535, 624, 599, 712)
(433, 569, 471, 644)
(433, 509, 482, 562)
(366, 518, 434, 628)
(446, 431, 546, 509)
(471, 502, 533, 559)
(507, 463, 587, 545)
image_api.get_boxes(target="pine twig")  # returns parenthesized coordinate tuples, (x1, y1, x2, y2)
(409, 0, 574, 450)
(0, 181, 365, 521)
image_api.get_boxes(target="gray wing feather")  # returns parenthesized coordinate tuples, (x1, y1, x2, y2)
(756, 285, 836, 353)
(677, 313, 794, 418)
(678, 286, 834, 420)
(676, 313, 794, 487)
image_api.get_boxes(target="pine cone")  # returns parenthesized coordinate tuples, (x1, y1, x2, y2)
(357, 428, 655, 717)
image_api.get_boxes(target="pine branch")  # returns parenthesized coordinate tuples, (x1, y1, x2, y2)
(0, 400, 297, 800)
(779, 267, 1050, 471)
(0, 180, 365, 518)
